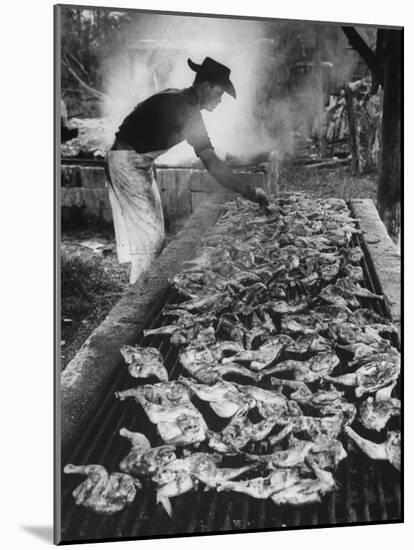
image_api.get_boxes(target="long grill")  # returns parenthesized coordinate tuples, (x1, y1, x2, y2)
(60, 207, 401, 544)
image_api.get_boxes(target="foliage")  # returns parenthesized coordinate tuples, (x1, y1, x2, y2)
(61, 7, 131, 97)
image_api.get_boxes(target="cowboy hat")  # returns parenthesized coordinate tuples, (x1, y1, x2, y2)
(187, 57, 236, 99)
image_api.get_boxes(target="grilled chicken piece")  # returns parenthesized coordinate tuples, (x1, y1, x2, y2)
(155, 452, 256, 489)
(217, 468, 303, 499)
(245, 311, 277, 349)
(281, 314, 325, 335)
(344, 246, 364, 264)
(270, 462, 336, 505)
(115, 381, 190, 413)
(218, 461, 336, 505)
(284, 383, 356, 420)
(222, 335, 293, 371)
(209, 411, 279, 453)
(118, 428, 176, 476)
(166, 292, 232, 314)
(154, 450, 253, 517)
(319, 284, 360, 308)
(120, 345, 169, 382)
(335, 277, 383, 300)
(325, 352, 400, 397)
(344, 341, 393, 364)
(350, 308, 398, 334)
(179, 344, 259, 383)
(178, 377, 254, 418)
(243, 435, 346, 471)
(328, 322, 383, 345)
(115, 383, 207, 444)
(312, 304, 351, 325)
(145, 311, 216, 347)
(157, 408, 208, 446)
(235, 384, 296, 419)
(191, 363, 260, 384)
(156, 473, 196, 517)
(243, 437, 316, 468)
(266, 299, 308, 314)
(217, 313, 246, 346)
(345, 427, 401, 470)
(359, 395, 401, 432)
(285, 334, 332, 355)
(264, 351, 340, 382)
(64, 464, 140, 514)
(320, 260, 341, 282)
(342, 264, 364, 281)
(269, 414, 346, 446)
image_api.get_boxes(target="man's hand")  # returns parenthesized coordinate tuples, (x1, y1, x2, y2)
(247, 186, 269, 207)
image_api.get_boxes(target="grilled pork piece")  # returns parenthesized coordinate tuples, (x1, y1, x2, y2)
(120, 345, 169, 382)
(345, 427, 401, 470)
(325, 352, 400, 397)
(64, 464, 140, 514)
(118, 428, 176, 476)
(358, 395, 401, 432)
(264, 351, 340, 382)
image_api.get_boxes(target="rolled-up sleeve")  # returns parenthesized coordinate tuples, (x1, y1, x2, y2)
(185, 110, 214, 156)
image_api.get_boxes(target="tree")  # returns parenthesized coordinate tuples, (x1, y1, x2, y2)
(342, 26, 402, 243)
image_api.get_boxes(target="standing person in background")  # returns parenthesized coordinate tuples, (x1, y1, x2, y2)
(105, 56, 269, 284)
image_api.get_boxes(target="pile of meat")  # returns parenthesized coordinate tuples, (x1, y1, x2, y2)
(65, 194, 400, 517)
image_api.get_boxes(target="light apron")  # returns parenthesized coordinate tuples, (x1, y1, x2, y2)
(105, 149, 165, 284)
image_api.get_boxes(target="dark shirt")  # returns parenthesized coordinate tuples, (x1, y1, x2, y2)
(115, 87, 213, 157)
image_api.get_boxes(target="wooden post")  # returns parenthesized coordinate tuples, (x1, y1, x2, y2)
(377, 29, 402, 244)
(345, 83, 359, 175)
(267, 150, 281, 197)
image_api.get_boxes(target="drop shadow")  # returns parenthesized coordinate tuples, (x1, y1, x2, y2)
(21, 525, 53, 543)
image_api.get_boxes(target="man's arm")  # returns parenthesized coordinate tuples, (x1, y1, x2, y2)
(198, 148, 268, 205)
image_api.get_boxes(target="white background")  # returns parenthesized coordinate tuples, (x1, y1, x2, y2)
(0, 0, 410, 548)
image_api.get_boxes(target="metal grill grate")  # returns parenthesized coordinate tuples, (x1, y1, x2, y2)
(60, 206, 401, 543)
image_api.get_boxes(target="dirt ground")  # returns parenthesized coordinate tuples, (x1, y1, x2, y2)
(60, 228, 130, 369)
(60, 165, 377, 371)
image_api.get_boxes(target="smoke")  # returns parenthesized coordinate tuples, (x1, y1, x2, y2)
(100, 13, 367, 164)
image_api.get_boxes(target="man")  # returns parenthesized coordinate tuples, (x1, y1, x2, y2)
(106, 56, 269, 284)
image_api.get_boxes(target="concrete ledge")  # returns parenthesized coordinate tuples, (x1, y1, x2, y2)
(350, 199, 401, 324)
(60, 198, 223, 458)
